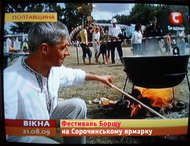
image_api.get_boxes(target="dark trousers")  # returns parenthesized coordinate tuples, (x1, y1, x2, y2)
(80, 43, 92, 58)
(108, 42, 123, 63)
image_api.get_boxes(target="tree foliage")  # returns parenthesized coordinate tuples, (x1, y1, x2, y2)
(5, 3, 87, 34)
(61, 3, 84, 31)
(5, 3, 189, 35)
(113, 4, 189, 34)
(5, 3, 45, 34)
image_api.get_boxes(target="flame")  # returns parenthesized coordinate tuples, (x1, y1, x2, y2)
(130, 103, 142, 117)
(137, 87, 173, 108)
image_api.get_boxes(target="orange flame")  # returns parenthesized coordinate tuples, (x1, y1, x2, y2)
(137, 87, 173, 108)
(130, 103, 142, 117)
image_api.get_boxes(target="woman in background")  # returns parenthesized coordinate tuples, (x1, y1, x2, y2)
(97, 27, 109, 64)
(92, 26, 101, 63)
(131, 23, 143, 55)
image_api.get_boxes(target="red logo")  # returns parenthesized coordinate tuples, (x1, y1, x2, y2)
(170, 12, 183, 25)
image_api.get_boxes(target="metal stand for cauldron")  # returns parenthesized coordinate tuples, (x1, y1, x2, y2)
(121, 74, 190, 99)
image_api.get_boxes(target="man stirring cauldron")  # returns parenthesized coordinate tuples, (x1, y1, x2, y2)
(4, 21, 113, 144)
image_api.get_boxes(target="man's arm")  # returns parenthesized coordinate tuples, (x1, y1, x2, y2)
(76, 33, 81, 42)
(85, 73, 113, 87)
(109, 35, 119, 40)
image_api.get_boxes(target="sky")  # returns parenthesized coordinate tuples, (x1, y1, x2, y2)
(91, 3, 134, 20)
(4, 3, 134, 33)
(58, 3, 134, 21)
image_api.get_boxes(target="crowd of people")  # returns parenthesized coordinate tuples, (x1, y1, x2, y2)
(4, 36, 29, 53)
(77, 18, 124, 65)
(76, 16, 187, 62)
(131, 17, 187, 55)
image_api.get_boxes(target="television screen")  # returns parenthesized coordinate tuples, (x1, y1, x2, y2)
(1, 0, 190, 145)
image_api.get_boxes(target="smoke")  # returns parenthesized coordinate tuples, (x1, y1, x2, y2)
(142, 39, 169, 56)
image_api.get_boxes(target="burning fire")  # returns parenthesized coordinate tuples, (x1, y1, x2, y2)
(130, 103, 142, 117)
(128, 88, 174, 117)
(137, 87, 173, 108)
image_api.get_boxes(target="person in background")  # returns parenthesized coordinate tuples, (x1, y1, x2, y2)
(131, 23, 143, 55)
(175, 26, 186, 54)
(145, 16, 162, 37)
(13, 37, 21, 51)
(164, 31, 172, 55)
(96, 27, 109, 64)
(6, 37, 12, 52)
(88, 25, 94, 43)
(4, 22, 113, 144)
(22, 38, 29, 52)
(145, 16, 162, 55)
(108, 18, 123, 64)
(92, 26, 101, 64)
(77, 24, 92, 65)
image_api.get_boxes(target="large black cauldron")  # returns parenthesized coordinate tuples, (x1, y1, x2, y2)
(122, 49, 189, 88)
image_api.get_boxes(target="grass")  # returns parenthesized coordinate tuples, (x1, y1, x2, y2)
(60, 44, 189, 103)
(59, 45, 133, 101)
(56, 45, 190, 144)
(6, 43, 189, 144)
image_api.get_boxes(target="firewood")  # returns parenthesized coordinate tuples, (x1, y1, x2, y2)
(92, 98, 100, 104)
(100, 97, 110, 106)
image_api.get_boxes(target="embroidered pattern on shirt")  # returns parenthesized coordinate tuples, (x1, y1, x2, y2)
(21, 57, 43, 92)
(21, 57, 51, 114)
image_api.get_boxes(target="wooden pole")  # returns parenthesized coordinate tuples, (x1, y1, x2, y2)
(75, 42, 79, 65)
(109, 83, 166, 119)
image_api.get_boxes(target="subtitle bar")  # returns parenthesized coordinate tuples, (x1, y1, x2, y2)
(60, 126, 187, 136)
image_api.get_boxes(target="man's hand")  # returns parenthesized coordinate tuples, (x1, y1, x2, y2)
(85, 74, 113, 87)
(110, 36, 120, 41)
(96, 75, 113, 87)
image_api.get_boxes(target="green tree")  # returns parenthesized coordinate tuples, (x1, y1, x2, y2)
(113, 4, 189, 34)
(5, 3, 45, 34)
(5, 3, 92, 34)
(61, 3, 84, 32)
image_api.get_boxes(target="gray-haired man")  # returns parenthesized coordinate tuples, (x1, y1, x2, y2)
(4, 21, 113, 144)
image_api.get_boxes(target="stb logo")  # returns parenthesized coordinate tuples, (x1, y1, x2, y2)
(170, 12, 183, 25)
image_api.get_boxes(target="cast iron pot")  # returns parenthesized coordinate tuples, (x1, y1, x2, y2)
(122, 47, 190, 88)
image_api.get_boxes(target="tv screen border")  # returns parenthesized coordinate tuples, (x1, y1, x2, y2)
(0, 0, 190, 145)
